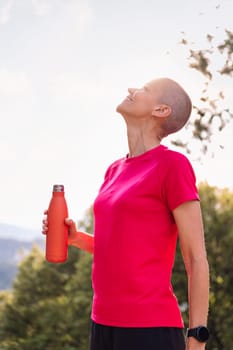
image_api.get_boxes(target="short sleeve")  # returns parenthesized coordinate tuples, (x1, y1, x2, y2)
(163, 153, 199, 211)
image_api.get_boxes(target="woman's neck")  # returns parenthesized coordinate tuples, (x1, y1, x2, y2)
(126, 124, 161, 158)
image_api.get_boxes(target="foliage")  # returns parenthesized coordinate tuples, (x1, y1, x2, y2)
(0, 263, 18, 290)
(0, 242, 93, 350)
(173, 183, 233, 350)
(174, 30, 233, 154)
(199, 184, 233, 349)
(0, 238, 43, 290)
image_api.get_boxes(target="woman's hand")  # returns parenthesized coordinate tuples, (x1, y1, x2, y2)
(42, 210, 78, 245)
(42, 210, 94, 254)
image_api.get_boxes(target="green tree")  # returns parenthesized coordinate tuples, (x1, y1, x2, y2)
(61, 208, 94, 350)
(0, 238, 92, 350)
(64, 251, 93, 350)
(199, 183, 233, 349)
(173, 183, 233, 350)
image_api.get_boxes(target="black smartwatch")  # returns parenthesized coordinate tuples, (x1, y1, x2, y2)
(187, 326, 209, 342)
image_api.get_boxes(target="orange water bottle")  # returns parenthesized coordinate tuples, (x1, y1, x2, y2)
(46, 184, 68, 263)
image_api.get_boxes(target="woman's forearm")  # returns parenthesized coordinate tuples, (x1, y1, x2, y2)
(69, 230, 94, 254)
(188, 257, 209, 328)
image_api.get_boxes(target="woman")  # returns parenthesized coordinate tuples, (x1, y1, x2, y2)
(43, 77, 209, 350)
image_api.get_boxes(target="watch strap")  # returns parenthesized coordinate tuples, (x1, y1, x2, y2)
(187, 328, 197, 337)
(187, 326, 209, 343)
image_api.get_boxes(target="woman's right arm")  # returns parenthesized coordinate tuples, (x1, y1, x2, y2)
(42, 211, 94, 255)
(64, 218, 94, 254)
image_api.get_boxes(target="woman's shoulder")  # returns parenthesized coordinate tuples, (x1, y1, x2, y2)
(161, 146, 192, 165)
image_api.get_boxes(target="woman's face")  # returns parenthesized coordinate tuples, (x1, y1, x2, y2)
(116, 82, 159, 120)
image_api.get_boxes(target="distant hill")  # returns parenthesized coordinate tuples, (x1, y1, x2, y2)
(0, 223, 41, 241)
(0, 223, 45, 290)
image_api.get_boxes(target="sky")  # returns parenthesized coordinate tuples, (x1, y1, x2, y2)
(0, 0, 232, 235)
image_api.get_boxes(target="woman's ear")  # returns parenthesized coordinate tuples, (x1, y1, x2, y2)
(152, 104, 172, 118)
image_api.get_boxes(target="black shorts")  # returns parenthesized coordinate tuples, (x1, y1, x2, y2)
(89, 321, 186, 350)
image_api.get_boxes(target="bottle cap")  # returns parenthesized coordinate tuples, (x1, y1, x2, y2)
(53, 184, 64, 192)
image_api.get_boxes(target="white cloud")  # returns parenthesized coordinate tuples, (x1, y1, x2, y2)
(48, 74, 105, 100)
(31, 0, 52, 16)
(0, 69, 32, 97)
(72, 0, 94, 34)
(31, 0, 94, 29)
(0, 142, 16, 161)
(0, 0, 14, 24)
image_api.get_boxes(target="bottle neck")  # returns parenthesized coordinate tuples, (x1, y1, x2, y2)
(52, 191, 64, 196)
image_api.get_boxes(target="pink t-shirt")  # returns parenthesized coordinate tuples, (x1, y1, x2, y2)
(91, 145, 199, 327)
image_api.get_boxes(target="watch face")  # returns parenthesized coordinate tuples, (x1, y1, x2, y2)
(198, 327, 209, 342)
